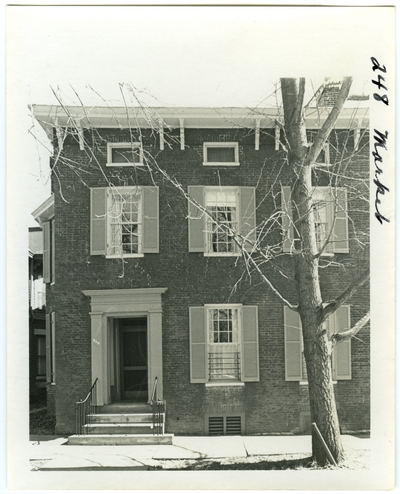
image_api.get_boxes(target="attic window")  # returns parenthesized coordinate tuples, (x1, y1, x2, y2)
(203, 142, 239, 166)
(107, 142, 143, 166)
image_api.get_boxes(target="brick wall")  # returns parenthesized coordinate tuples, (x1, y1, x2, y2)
(48, 126, 370, 435)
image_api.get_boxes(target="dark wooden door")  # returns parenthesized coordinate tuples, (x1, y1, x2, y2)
(120, 318, 148, 402)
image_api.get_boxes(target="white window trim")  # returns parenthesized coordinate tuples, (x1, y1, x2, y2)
(204, 186, 240, 257)
(205, 304, 243, 385)
(203, 142, 240, 166)
(106, 142, 144, 167)
(106, 186, 144, 259)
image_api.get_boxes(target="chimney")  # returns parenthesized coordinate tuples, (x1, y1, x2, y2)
(317, 81, 342, 107)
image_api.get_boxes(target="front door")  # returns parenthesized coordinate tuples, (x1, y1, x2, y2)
(120, 318, 148, 402)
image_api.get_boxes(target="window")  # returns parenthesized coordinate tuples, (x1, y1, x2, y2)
(188, 186, 256, 255)
(46, 312, 56, 384)
(36, 334, 46, 379)
(108, 188, 142, 256)
(281, 186, 349, 254)
(43, 219, 55, 283)
(316, 143, 330, 164)
(90, 186, 159, 257)
(208, 307, 241, 381)
(205, 188, 238, 255)
(107, 142, 143, 166)
(284, 305, 352, 382)
(203, 142, 239, 166)
(189, 305, 259, 384)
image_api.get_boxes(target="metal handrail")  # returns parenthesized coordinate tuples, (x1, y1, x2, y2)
(75, 378, 98, 435)
(151, 376, 164, 436)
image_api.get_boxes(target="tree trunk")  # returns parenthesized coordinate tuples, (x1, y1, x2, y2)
(291, 164, 344, 465)
(281, 78, 346, 465)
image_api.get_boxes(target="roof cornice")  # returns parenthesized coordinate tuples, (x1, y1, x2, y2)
(30, 104, 369, 137)
(32, 195, 55, 225)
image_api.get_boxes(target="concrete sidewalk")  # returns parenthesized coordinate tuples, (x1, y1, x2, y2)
(29, 434, 370, 471)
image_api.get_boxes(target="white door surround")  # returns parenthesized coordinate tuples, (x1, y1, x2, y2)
(83, 288, 167, 406)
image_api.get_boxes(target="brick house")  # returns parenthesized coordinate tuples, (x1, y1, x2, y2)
(31, 98, 370, 440)
(28, 227, 47, 403)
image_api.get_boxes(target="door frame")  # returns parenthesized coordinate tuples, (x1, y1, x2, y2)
(83, 288, 167, 406)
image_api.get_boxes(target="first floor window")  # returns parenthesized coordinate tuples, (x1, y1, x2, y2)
(36, 334, 46, 378)
(189, 305, 259, 384)
(108, 187, 142, 256)
(205, 188, 238, 255)
(208, 307, 240, 381)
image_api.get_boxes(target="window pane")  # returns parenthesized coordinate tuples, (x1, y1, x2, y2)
(207, 146, 235, 163)
(108, 189, 142, 255)
(112, 147, 141, 164)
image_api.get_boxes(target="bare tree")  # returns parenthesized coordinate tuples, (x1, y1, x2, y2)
(30, 78, 370, 466)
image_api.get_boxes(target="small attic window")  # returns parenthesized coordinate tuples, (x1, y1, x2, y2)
(107, 142, 143, 166)
(203, 142, 239, 166)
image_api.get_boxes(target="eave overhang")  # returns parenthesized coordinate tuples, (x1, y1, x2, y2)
(32, 195, 55, 225)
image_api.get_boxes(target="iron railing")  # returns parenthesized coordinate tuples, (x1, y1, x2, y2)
(75, 378, 98, 435)
(208, 351, 241, 381)
(151, 376, 165, 435)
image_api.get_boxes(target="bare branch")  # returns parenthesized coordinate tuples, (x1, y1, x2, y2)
(330, 310, 370, 347)
(306, 77, 353, 165)
(321, 269, 370, 322)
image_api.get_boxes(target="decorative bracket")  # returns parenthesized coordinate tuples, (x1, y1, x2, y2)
(159, 120, 164, 150)
(353, 119, 362, 151)
(77, 122, 84, 151)
(179, 119, 185, 150)
(275, 124, 280, 151)
(55, 118, 64, 152)
(255, 118, 261, 151)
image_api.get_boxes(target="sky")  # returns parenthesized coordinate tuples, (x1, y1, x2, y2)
(7, 5, 392, 229)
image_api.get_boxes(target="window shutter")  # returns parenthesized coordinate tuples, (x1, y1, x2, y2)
(90, 188, 107, 255)
(281, 186, 294, 252)
(51, 220, 55, 283)
(142, 186, 159, 253)
(239, 187, 256, 252)
(45, 313, 51, 383)
(188, 186, 205, 252)
(332, 305, 351, 380)
(242, 306, 259, 381)
(51, 312, 56, 383)
(43, 221, 51, 283)
(284, 306, 302, 381)
(189, 307, 207, 383)
(332, 188, 349, 253)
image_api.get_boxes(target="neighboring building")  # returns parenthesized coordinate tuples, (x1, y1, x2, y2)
(28, 227, 46, 402)
(31, 96, 370, 438)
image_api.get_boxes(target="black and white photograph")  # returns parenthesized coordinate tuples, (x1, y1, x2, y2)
(6, 4, 396, 491)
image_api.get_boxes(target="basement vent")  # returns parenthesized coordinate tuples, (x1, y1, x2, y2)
(207, 414, 244, 435)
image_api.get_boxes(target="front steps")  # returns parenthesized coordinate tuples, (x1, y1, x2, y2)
(68, 402, 173, 445)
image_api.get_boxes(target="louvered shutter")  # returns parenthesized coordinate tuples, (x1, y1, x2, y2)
(332, 305, 351, 380)
(332, 188, 349, 253)
(90, 188, 107, 255)
(239, 187, 256, 252)
(45, 313, 51, 382)
(51, 312, 56, 382)
(284, 306, 302, 381)
(189, 307, 207, 383)
(281, 186, 294, 252)
(51, 220, 55, 282)
(142, 186, 159, 253)
(242, 306, 259, 381)
(43, 221, 51, 283)
(188, 186, 205, 252)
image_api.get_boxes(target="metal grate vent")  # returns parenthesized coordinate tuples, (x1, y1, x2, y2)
(208, 416, 224, 435)
(208, 415, 243, 435)
(226, 416, 242, 435)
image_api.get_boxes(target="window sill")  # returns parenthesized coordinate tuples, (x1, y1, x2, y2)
(106, 254, 144, 259)
(206, 381, 244, 387)
(204, 252, 241, 257)
(300, 380, 337, 385)
(106, 163, 144, 167)
(202, 162, 240, 167)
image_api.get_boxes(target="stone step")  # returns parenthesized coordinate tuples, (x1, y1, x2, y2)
(67, 434, 174, 446)
(89, 413, 163, 424)
(83, 423, 159, 435)
(99, 403, 152, 414)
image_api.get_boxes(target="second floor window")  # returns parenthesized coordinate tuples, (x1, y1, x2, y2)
(107, 142, 143, 166)
(108, 188, 142, 256)
(205, 188, 238, 254)
(203, 142, 239, 166)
